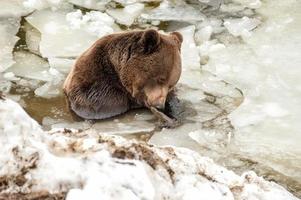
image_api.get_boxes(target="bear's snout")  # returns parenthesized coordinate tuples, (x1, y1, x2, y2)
(144, 86, 168, 110)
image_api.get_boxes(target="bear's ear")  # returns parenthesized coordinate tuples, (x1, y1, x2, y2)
(171, 31, 183, 47)
(140, 29, 160, 53)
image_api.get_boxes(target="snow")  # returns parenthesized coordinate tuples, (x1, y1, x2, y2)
(106, 3, 144, 26)
(0, 97, 299, 199)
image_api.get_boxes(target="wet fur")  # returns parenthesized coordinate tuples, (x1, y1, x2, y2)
(63, 30, 182, 120)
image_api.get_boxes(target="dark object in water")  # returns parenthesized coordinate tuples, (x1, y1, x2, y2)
(150, 93, 186, 128)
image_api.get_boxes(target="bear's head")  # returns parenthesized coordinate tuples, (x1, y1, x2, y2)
(119, 29, 183, 109)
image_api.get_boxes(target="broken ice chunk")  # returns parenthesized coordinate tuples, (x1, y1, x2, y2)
(23, 0, 73, 10)
(35, 81, 62, 98)
(0, 76, 12, 94)
(224, 17, 261, 38)
(198, 39, 225, 57)
(195, 25, 213, 44)
(24, 21, 41, 55)
(0, 18, 20, 72)
(178, 25, 200, 69)
(3, 72, 20, 81)
(68, 0, 110, 11)
(220, 3, 245, 13)
(114, 0, 161, 5)
(141, 0, 205, 22)
(0, 0, 33, 18)
(232, 0, 262, 9)
(106, 3, 144, 26)
(66, 10, 115, 36)
(177, 25, 202, 89)
(26, 9, 115, 58)
(34, 67, 65, 98)
(48, 57, 76, 74)
(197, 0, 222, 8)
(6, 51, 52, 82)
(92, 119, 155, 135)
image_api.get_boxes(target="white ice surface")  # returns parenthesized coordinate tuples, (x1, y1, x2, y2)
(204, 0, 301, 184)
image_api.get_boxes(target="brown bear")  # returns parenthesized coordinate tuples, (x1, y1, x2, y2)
(63, 29, 183, 121)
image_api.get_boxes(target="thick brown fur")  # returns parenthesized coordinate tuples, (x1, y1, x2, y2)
(63, 29, 183, 120)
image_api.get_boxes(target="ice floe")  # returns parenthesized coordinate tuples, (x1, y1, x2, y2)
(26, 9, 115, 58)
(106, 3, 144, 26)
(0, 18, 20, 72)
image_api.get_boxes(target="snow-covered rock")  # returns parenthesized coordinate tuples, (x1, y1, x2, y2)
(0, 96, 299, 200)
